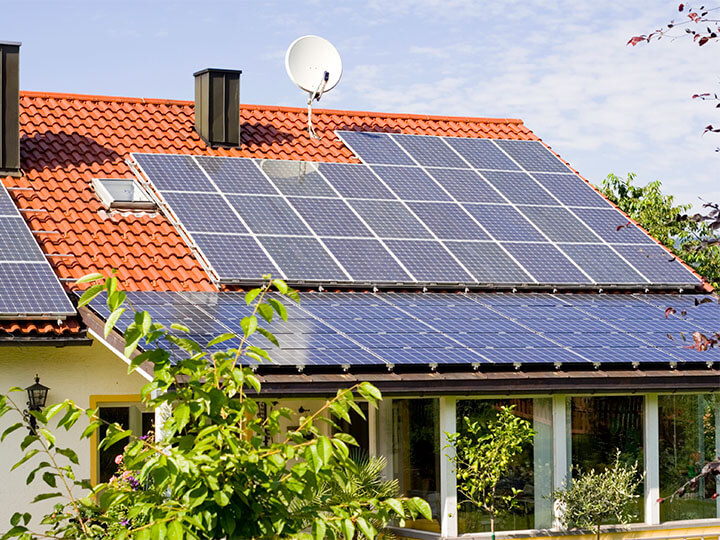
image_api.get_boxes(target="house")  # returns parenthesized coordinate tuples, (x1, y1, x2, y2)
(2, 40, 720, 540)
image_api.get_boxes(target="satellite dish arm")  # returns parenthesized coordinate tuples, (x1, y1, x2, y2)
(306, 71, 330, 139)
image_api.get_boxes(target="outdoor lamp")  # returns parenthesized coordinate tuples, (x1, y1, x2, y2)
(24, 375, 49, 433)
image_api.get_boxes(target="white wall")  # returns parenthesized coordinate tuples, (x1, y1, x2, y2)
(0, 340, 146, 528)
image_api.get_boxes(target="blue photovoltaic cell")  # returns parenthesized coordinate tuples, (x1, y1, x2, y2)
(289, 197, 373, 237)
(259, 160, 336, 197)
(162, 192, 247, 233)
(192, 234, 279, 280)
(572, 208, 654, 245)
(317, 163, 395, 199)
(445, 242, 532, 283)
(226, 195, 310, 235)
(384, 240, 473, 282)
(0, 188, 19, 216)
(134, 153, 215, 192)
(337, 131, 415, 166)
(462, 204, 546, 241)
(0, 217, 45, 261)
(559, 244, 646, 284)
(371, 165, 451, 201)
(407, 202, 490, 240)
(444, 137, 520, 170)
(322, 238, 412, 282)
(532, 173, 610, 208)
(502, 243, 591, 284)
(425, 168, 505, 203)
(195, 156, 276, 194)
(392, 134, 467, 168)
(259, 236, 347, 280)
(493, 140, 570, 172)
(520, 206, 598, 242)
(613, 244, 699, 285)
(480, 170, 558, 205)
(0, 263, 75, 315)
(349, 200, 432, 239)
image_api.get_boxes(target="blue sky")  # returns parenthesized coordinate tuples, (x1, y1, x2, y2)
(4, 1, 718, 209)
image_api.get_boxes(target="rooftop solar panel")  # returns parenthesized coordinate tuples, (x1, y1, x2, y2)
(480, 170, 558, 205)
(336, 131, 414, 165)
(192, 234, 280, 281)
(133, 142, 704, 289)
(195, 156, 276, 194)
(226, 195, 310, 235)
(0, 190, 19, 216)
(0, 217, 46, 262)
(392, 134, 467, 168)
(318, 162, 395, 199)
(424, 168, 505, 203)
(443, 137, 520, 170)
(613, 244, 699, 285)
(494, 140, 570, 172)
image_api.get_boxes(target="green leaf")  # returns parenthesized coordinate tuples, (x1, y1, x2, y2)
(312, 519, 326, 540)
(31, 491, 62, 502)
(136, 527, 151, 540)
(316, 436, 333, 464)
(77, 283, 105, 308)
(56, 447, 79, 464)
(39, 428, 56, 447)
(124, 325, 143, 357)
(11, 449, 39, 471)
(170, 323, 190, 333)
(267, 298, 288, 321)
(174, 403, 190, 433)
(167, 521, 184, 540)
(81, 420, 102, 439)
(256, 327, 279, 347)
(1, 422, 23, 442)
(107, 290, 127, 312)
(356, 517, 375, 540)
(42, 471, 57, 488)
(357, 382, 382, 403)
(151, 521, 166, 540)
(341, 518, 354, 540)
(206, 333, 236, 347)
(384, 498, 405, 517)
(272, 279, 288, 294)
(0, 525, 28, 538)
(213, 491, 230, 507)
(257, 302, 274, 323)
(104, 307, 126, 338)
(305, 445, 322, 472)
(411, 497, 432, 520)
(240, 316, 258, 337)
(74, 272, 105, 285)
(135, 310, 152, 334)
(43, 402, 66, 421)
(245, 288, 262, 305)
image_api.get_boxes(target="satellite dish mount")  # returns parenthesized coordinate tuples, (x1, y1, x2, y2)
(285, 36, 343, 139)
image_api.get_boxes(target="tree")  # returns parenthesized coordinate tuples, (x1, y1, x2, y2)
(598, 172, 720, 288)
(446, 405, 534, 540)
(0, 274, 431, 539)
(552, 452, 642, 540)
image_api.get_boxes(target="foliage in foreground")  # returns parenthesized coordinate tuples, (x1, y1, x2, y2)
(598, 173, 720, 288)
(0, 274, 430, 539)
(446, 405, 534, 538)
(553, 452, 641, 540)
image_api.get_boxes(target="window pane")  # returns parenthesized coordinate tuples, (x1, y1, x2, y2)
(393, 399, 440, 531)
(334, 402, 370, 456)
(659, 394, 718, 522)
(456, 398, 553, 534)
(570, 396, 644, 523)
(98, 407, 130, 483)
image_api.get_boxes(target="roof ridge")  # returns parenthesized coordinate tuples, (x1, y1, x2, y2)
(19, 90, 525, 125)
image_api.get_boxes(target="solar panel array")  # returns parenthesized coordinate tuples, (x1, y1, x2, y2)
(132, 132, 700, 288)
(0, 184, 75, 317)
(86, 291, 720, 368)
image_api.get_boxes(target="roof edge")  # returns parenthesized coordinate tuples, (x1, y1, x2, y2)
(19, 90, 525, 125)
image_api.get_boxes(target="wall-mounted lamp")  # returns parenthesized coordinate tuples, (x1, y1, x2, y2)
(24, 375, 49, 433)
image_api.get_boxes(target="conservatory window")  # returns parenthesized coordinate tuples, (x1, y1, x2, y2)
(659, 393, 719, 522)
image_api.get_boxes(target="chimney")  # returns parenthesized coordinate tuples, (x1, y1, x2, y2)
(193, 68, 242, 147)
(0, 41, 20, 175)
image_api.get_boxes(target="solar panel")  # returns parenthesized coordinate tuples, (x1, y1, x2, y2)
(370, 166, 451, 201)
(0, 217, 46, 261)
(336, 131, 414, 165)
(613, 244, 699, 285)
(424, 168, 505, 203)
(480, 170, 558, 205)
(443, 137, 520, 170)
(318, 162, 394, 199)
(0, 190, 19, 216)
(133, 140, 704, 289)
(192, 234, 279, 280)
(407, 202, 490, 240)
(494, 140, 570, 172)
(392, 134, 467, 168)
(195, 156, 276, 194)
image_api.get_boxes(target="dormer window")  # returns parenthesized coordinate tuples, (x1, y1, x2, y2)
(92, 178, 156, 211)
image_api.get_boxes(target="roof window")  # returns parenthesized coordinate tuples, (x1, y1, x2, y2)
(92, 178, 156, 211)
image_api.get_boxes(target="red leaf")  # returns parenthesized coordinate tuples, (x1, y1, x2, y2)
(689, 12, 701, 21)
(665, 307, 677, 319)
(627, 35, 647, 46)
(679, 3, 685, 11)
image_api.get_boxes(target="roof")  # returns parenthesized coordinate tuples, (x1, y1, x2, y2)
(1, 90, 710, 348)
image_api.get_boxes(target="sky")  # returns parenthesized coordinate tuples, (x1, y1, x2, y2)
(3, 1, 719, 210)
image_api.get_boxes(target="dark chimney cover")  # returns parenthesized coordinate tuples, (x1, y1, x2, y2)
(193, 68, 242, 148)
(0, 41, 20, 176)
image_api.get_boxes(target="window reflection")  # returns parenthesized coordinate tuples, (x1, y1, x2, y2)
(659, 394, 719, 522)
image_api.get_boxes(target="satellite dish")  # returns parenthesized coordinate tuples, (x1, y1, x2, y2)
(285, 35, 343, 138)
